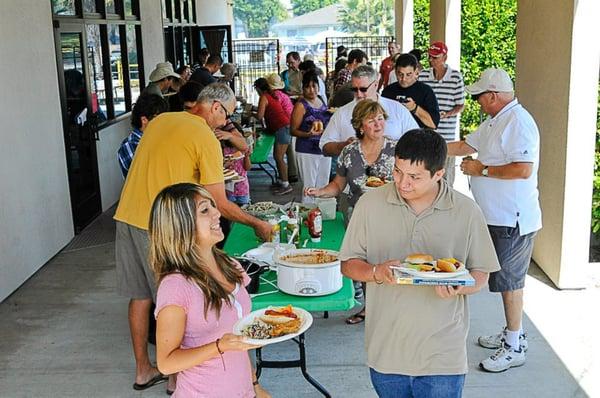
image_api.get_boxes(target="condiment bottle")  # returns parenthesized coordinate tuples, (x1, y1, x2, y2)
(307, 208, 322, 243)
(286, 218, 300, 246)
(269, 218, 280, 243)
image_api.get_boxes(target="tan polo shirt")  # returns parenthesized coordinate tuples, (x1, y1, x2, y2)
(340, 181, 500, 376)
(114, 111, 224, 230)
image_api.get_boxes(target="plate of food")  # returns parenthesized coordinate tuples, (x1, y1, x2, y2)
(223, 169, 238, 181)
(225, 151, 245, 161)
(392, 254, 469, 279)
(363, 176, 391, 190)
(242, 201, 281, 218)
(234, 305, 313, 346)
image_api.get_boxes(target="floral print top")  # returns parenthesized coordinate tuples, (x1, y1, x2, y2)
(336, 137, 397, 207)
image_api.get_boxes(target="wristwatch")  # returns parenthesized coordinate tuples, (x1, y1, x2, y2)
(481, 166, 489, 177)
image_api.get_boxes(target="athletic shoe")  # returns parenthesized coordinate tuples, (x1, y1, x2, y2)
(478, 327, 528, 352)
(479, 343, 526, 372)
(273, 185, 293, 195)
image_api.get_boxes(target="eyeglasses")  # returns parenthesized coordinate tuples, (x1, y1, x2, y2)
(215, 101, 232, 119)
(350, 80, 376, 93)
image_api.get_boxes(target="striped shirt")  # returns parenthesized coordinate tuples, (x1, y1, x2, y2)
(419, 66, 465, 141)
(117, 127, 143, 178)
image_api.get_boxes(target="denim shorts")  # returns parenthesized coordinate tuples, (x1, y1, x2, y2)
(488, 224, 536, 292)
(369, 368, 465, 398)
(275, 126, 291, 145)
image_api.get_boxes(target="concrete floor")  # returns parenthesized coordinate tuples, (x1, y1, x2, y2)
(1, 167, 598, 397)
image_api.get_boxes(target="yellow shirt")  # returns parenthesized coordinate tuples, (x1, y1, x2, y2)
(114, 111, 223, 230)
(340, 181, 500, 375)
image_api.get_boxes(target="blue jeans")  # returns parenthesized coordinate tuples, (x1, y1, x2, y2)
(369, 368, 465, 398)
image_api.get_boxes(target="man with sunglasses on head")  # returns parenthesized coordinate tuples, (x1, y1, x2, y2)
(320, 65, 418, 157)
(382, 53, 440, 130)
(447, 68, 542, 373)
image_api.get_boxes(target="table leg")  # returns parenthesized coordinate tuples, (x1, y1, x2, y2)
(298, 333, 331, 398)
(251, 333, 331, 397)
(323, 311, 329, 319)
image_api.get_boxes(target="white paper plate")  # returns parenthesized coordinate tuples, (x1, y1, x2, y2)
(233, 307, 313, 346)
(392, 264, 469, 279)
(225, 154, 245, 161)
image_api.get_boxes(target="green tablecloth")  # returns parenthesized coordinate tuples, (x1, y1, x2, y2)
(224, 212, 357, 312)
(250, 133, 275, 164)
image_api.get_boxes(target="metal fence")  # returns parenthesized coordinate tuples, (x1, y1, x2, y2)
(325, 36, 394, 77)
(232, 38, 281, 105)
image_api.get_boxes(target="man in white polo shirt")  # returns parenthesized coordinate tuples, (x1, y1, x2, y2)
(447, 67, 542, 373)
(319, 65, 418, 157)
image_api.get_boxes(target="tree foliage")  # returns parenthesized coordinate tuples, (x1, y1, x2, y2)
(233, 0, 287, 38)
(292, 0, 338, 17)
(339, 0, 395, 35)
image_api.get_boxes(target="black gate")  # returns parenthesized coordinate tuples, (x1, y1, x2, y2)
(232, 38, 280, 105)
(325, 36, 393, 77)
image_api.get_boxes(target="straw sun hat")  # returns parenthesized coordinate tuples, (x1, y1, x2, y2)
(265, 73, 285, 90)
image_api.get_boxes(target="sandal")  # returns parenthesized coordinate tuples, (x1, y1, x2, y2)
(345, 309, 366, 325)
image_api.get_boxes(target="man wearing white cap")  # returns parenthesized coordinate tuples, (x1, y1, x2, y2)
(447, 67, 542, 373)
(143, 62, 180, 97)
(419, 41, 465, 186)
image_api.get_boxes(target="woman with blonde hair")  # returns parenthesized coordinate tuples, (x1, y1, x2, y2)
(304, 99, 397, 325)
(149, 182, 270, 397)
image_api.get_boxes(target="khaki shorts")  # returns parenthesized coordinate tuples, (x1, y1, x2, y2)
(115, 221, 157, 300)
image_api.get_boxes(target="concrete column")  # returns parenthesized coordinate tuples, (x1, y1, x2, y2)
(515, 0, 600, 288)
(429, 0, 461, 70)
(195, 0, 233, 26)
(395, 0, 414, 53)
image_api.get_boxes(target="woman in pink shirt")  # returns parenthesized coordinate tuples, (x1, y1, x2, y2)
(149, 183, 270, 398)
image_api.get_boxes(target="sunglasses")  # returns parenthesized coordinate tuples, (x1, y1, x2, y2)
(472, 91, 495, 101)
(351, 80, 376, 93)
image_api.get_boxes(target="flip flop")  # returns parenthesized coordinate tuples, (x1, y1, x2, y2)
(133, 373, 168, 391)
(345, 311, 366, 325)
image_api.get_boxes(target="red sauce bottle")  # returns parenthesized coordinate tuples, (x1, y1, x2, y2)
(307, 208, 323, 243)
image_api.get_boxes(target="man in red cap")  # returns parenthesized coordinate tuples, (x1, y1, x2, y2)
(419, 41, 465, 186)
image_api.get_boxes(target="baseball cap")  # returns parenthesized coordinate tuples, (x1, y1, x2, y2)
(465, 68, 514, 95)
(428, 42, 448, 57)
(149, 62, 180, 83)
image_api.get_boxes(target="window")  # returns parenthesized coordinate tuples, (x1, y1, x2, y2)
(52, 0, 144, 126)
(162, 0, 196, 69)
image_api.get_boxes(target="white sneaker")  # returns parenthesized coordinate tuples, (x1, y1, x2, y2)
(480, 343, 526, 372)
(478, 327, 528, 351)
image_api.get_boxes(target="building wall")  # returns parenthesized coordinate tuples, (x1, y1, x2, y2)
(0, 0, 166, 302)
(196, 0, 233, 26)
(0, 0, 74, 302)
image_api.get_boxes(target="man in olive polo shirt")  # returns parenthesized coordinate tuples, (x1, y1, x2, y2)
(340, 129, 500, 397)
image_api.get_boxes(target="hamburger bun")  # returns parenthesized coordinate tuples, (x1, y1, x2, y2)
(366, 176, 385, 187)
(404, 253, 434, 264)
(436, 259, 458, 272)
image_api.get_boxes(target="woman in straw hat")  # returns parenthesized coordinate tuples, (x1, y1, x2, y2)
(254, 74, 294, 195)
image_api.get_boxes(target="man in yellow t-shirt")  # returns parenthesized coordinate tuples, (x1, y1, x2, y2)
(114, 83, 270, 392)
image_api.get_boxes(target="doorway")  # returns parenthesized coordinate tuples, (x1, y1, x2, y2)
(54, 25, 102, 233)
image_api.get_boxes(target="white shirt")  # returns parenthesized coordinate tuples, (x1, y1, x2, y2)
(465, 99, 542, 235)
(319, 96, 418, 151)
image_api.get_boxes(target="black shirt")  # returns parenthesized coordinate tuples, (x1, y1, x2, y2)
(190, 67, 217, 87)
(382, 81, 440, 128)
